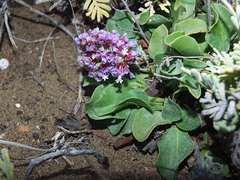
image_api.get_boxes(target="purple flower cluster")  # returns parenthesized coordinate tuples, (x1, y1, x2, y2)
(75, 28, 140, 83)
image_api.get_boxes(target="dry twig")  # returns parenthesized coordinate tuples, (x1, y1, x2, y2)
(120, 0, 149, 44)
(13, 36, 61, 43)
(0, 0, 17, 48)
(73, 66, 84, 115)
(30, 71, 45, 88)
(52, 41, 76, 91)
(39, 29, 55, 68)
(14, 0, 75, 40)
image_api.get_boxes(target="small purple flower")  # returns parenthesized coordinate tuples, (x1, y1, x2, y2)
(75, 28, 140, 83)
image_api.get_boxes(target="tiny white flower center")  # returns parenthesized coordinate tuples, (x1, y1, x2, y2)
(122, 48, 128, 56)
(115, 76, 123, 83)
(102, 75, 109, 81)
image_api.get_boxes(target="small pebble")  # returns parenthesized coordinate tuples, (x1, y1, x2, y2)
(36, 125, 40, 130)
(0, 58, 9, 70)
(41, 117, 48, 122)
(24, 116, 31, 122)
(15, 103, 21, 108)
(50, 101, 55, 104)
(32, 133, 39, 140)
(17, 110, 23, 115)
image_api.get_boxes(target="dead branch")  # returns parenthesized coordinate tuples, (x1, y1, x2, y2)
(0, 0, 18, 48)
(23, 144, 107, 180)
(120, 0, 149, 45)
(0, 140, 53, 152)
(14, 0, 75, 40)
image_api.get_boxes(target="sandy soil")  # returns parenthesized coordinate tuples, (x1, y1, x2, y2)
(0, 2, 161, 180)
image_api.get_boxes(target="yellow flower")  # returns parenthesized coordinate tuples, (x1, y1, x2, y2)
(157, 0, 171, 13)
(139, 1, 155, 16)
(138, 0, 171, 16)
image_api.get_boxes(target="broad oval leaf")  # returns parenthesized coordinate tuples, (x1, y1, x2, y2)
(157, 125, 195, 180)
(165, 31, 185, 45)
(86, 78, 150, 118)
(132, 108, 171, 142)
(180, 74, 201, 99)
(205, 3, 235, 52)
(176, 105, 202, 131)
(107, 119, 127, 135)
(183, 59, 207, 70)
(148, 24, 168, 59)
(174, 18, 208, 35)
(93, 84, 128, 116)
(174, 0, 196, 20)
(115, 90, 153, 112)
(146, 14, 171, 28)
(107, 109, 130, 135)
(121, 109, 139, 135)
(138, 11, 150, 25)
(167, 35, 203, 56)
(106, 11, 136, 39)
(162, 98, 182, 122)
(85, 84, 106, 112)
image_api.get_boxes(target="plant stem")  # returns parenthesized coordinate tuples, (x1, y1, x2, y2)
(120, 0, 149, 44)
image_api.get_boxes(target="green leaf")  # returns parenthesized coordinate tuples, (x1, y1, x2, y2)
(166, 35, 203, 56)
(162, 98, 182, 122)
(0, 148, 14, 180)
(165, 31, 185, 45)
(174, 18, 208, 35)
(92, 84, 127, 116)
(107, 119, 125, 135)
(85, 84, 106, 111)
(155, 53, 165, 74)
(157, 125, 195, 180)
(85, 80, 153, 119)
(205, 3, 235, 52)
(160, 59, 183, 76)
(121, 109, 139, 135)
(183, 59, 207, 70)
(107, 110, 130, 135)
(197, 13, 212, 23)
(148, 24, 168, 59)
(176, 105, 202, 131)
(83, 76, 101, 87)
(148, 96, 164, 111)
(87, 106, 130, 120)
(106, 11, 136, 39)
(133, 108, 171, 142)
(180, 74, 201, 99)
(115, 90, 153, 112)
(138, 11, 150, 25)
(146, 14, 171, 28)
(174, 0, 196, 20)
